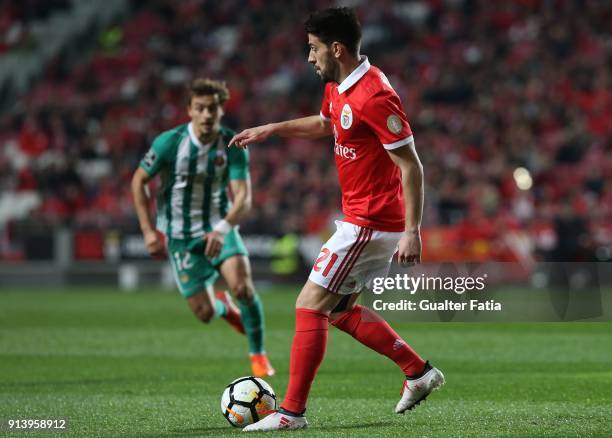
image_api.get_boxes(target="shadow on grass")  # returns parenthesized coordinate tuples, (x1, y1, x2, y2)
(142, 421, 394, 437)
(315, 421, 392, 431)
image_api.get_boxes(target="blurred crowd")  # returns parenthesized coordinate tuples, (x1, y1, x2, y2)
(1, 0, 611, 259)
(0, 0, 71, 53)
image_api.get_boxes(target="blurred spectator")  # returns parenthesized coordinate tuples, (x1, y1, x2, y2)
(0, 0, 610, 262)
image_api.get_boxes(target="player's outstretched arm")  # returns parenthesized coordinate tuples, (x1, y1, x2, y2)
(131, 167, 164, 256)
(387, 143, 424, 265)
(229, 115, 331, 148)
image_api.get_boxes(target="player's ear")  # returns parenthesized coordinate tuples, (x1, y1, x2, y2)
(331, 41, 343, 59)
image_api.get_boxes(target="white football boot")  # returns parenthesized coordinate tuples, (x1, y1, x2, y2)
(395, 366, 445, 414)
(243, 411, 308, 432)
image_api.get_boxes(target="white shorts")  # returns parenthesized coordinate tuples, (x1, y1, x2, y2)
(308, 220, 402, 295)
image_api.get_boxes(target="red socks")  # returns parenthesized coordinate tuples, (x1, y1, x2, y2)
(281, 308, 329, 414)
(331, 305, 425, 376)
(281, 305, 424, 414)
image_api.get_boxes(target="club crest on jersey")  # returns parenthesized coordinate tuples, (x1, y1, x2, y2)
(341, 104, 353, 130)
(387, 115, 403, 134)
(214, 150, 227, 167)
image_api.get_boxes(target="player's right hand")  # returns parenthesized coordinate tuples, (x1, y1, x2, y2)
(203, 231, 224, 259)
(144, 230, 164, 257)
(228, 124, 273, 148)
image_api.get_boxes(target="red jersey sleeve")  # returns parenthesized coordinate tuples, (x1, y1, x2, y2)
(320, 83, 332, 121)
(361, 91, 413, 150)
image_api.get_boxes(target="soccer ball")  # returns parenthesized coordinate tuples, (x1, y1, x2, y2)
(220, 376, 277, 428)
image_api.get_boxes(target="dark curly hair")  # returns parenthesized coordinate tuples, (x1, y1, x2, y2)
(304, 7, 362, 55)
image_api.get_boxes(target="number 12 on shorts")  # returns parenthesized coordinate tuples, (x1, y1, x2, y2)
(313, 248, 338, 277)
(173, 251, 193, 271)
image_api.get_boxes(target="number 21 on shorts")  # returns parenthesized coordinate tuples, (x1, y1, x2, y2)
(313, 248, 338, 277)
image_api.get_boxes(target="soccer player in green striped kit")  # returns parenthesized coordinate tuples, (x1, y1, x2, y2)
(131, 78, 274, 377)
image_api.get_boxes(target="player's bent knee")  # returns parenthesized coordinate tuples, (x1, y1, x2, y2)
(232, 282, 254, 302)
(194, 305, 215, 323)
(295, 280, 340, 312)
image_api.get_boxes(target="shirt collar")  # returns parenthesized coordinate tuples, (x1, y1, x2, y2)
(337, 56, 370, 94)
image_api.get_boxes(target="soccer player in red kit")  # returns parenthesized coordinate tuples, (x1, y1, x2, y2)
(230, 7, 444, 431)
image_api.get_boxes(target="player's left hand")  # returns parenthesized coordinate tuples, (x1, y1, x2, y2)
(204, 231, 224, 259)
(396, 230, 421, 266)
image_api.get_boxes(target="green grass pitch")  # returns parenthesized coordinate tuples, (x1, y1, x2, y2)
(1, 286, 611, 437)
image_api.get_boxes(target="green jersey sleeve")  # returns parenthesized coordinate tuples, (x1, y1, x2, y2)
(228, 146, 250, 180)
(139, 132, 176, 176)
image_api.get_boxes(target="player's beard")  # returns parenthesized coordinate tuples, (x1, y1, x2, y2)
(319, 56, 340, 83)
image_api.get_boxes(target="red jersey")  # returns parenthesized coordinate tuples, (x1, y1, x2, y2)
(320, 57, 414, 232)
